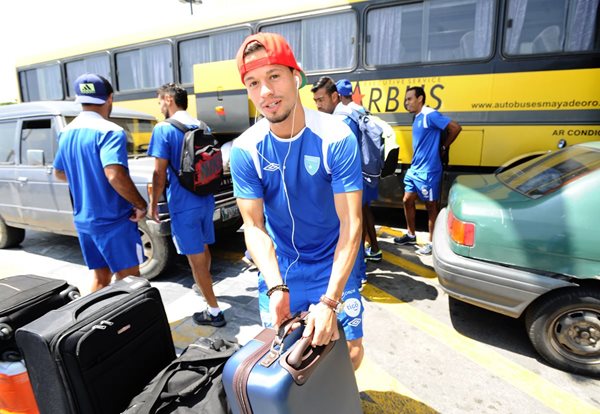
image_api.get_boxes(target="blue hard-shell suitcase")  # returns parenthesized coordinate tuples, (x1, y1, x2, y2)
(223, 314, 362, 414)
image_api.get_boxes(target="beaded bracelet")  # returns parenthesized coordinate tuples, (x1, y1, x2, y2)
(266, 284, 290, 297)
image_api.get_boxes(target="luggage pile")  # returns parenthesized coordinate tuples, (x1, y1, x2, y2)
(1, 275, 362, 413)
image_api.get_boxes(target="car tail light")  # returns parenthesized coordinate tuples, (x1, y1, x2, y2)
(448, 210, 475, 246)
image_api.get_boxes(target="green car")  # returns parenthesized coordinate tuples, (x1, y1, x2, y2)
(433, 142, 600, 377)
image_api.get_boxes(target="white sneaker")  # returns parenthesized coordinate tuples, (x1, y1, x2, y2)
(416, 243, 432, 256)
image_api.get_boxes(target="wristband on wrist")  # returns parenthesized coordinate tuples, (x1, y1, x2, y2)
(319, 295, 344, 314)
(266, 284, 289, 297)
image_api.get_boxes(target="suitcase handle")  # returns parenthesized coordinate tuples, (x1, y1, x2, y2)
(280, 334, 336, 385)
(71, 278, 150, 320)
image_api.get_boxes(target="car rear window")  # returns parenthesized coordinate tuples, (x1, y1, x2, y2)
(64, 116, 156, 156)
(497, 146, 600, 198)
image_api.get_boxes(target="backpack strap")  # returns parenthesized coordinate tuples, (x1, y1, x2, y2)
(163, 118, 197, 179)
(165, 118, 193, 133)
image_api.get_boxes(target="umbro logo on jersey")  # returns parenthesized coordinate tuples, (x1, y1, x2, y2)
(79, 83, 96, 94)
(263, 163, 279, 172)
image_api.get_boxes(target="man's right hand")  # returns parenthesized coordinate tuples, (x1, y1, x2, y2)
(269, 290, 292, 329)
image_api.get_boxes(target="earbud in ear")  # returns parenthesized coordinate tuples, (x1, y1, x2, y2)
(295, 77, 300, 88)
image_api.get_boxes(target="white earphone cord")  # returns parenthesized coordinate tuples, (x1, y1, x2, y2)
(254, 79, 301, 285)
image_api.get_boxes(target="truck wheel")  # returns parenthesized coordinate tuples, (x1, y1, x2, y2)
(0, 216, 25, 249)
(138, 220, 175, 280)
(525, 287, 600, 377)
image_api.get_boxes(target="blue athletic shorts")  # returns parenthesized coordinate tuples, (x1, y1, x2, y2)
(170, 206, 215, 255)
(78, 220, 143, 273)
(257, 254, 364, 341)
(404, 169, 442, 202)
(362, 184, 378, 205)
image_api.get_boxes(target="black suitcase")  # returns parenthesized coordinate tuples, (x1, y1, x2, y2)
(0, 274, 79, 359)
(15, 276, 176, 414)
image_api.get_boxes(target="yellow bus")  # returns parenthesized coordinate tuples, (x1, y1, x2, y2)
(16, 0, 600, 205)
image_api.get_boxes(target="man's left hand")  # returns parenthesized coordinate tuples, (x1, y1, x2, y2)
(303, 302, 339, 346)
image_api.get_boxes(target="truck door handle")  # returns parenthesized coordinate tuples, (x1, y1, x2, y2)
(17, 177, 28, 183)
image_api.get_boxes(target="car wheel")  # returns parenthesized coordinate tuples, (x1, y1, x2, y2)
(137, 220, 175, 280)
(525, 288, 600, 377)
(0, 216, 25, 249)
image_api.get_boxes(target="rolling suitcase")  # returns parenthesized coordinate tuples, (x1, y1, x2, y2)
(223, 314, 362, 414)
(0, 274, 79, 359)
(15, 276, 176, 414)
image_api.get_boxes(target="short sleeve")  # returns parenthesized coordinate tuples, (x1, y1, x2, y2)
(99, 130, 129, 168)
(54, 134, 64, 171)
(428, 111, 451, 131)
(148, 123, 173, 161)
(230, 145, 264, 199)
(327, 132, 363, 194)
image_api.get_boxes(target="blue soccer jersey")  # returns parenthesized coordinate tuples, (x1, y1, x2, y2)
(54, 111, 132, 232)
(148, 111, 214, 215)
(411, 106, 451, 173)
(230, 108, 362, 262)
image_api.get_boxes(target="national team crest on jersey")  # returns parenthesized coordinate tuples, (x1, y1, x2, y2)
(304, 155, 320, 176)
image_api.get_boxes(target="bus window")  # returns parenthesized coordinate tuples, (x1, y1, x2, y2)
(115, 43, 173, 92)
(179, 28, 250, 84)
(19, 65, 63, 101)
(261, 10, 357, 72)
(366, 0, 495, 66)
(65, 54, 111, 98)
(504, 0, 600, 55)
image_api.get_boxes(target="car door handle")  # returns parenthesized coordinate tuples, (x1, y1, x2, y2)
(17, 177, 28, 183)
(46, 166, 53, 175)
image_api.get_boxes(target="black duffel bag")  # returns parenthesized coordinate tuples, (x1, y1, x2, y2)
(123, 337, 239, 414)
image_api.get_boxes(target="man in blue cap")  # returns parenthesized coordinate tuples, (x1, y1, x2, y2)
(335, 79, 383, 265)
(54, 74, 147, 292)
(335, 79, 366, 114)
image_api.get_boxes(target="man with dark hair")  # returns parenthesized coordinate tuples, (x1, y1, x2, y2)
(148, 83, 225, 327)
(54, 73, 147, 292)
(311, 77, 370, 286)
(335, 79, 382, 264)
(231, 33, 365, 369)
(395, 86, 462, 255)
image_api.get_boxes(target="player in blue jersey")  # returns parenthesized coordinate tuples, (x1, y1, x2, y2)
(311, 76, 370, 288)
(54, 74, 147, 292)
(394, 86, 462, 255)
(147, 83, 225, 327)
(231, 33, 365, 369)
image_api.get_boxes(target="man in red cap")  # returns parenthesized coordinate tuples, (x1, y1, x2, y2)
(230, 33, 365, 369)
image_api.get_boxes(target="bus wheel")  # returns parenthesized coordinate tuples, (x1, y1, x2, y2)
(138, 220, 175, 280)
(525, 287, 600, 377)
(0, 216, 25, 249)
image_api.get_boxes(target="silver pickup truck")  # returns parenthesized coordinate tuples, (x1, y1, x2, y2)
(0, 102, 241, 279)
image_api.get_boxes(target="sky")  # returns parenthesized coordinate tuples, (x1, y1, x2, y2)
(0, 0, 215, 103)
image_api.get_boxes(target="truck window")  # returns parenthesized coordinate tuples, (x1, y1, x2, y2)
(0, 121, 18, 164)
(21, 119, 54, 165)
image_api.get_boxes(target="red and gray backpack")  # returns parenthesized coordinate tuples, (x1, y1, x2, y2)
(165, 118, 223, 196)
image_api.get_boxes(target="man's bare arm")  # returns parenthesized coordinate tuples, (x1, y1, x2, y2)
(444, 120, 462, 148)
(104, 164, 147, 221)
(149, 158, 168, 222)
(54, 168, 67, 182)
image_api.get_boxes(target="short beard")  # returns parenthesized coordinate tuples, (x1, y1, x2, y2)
(264, 106, 293, 124)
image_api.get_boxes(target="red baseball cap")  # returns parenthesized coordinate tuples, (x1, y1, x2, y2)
(236, 32, 306, 88)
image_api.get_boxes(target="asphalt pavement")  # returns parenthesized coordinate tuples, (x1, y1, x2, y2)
(1, 222, 599, 414)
